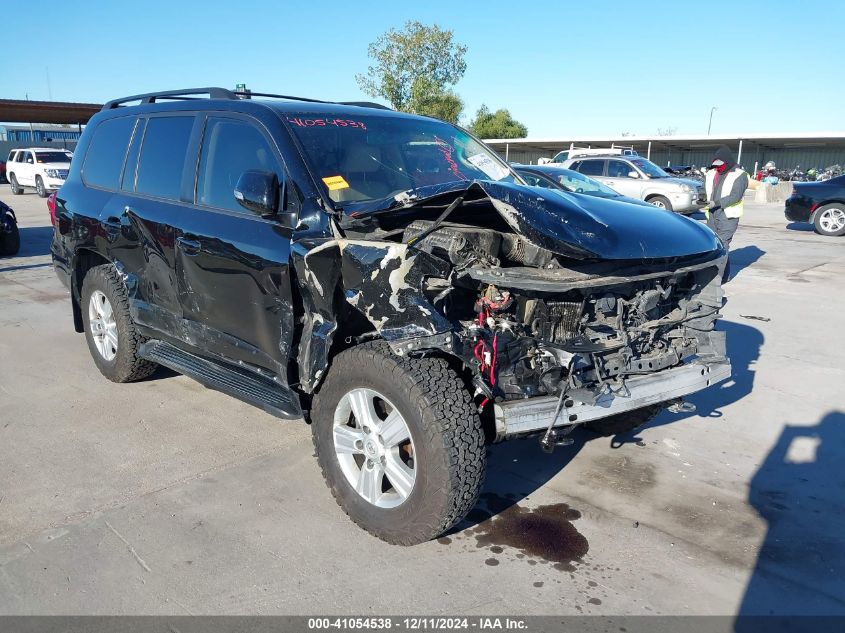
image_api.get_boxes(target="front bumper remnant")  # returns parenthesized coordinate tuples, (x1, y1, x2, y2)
(494, 360, 732, 439)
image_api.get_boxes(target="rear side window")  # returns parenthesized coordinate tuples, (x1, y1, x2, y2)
(197, 118, 277, 212)
(136, 116, 194, 200)
(7, 151, 16, 162)
(83, 116, 136, 190)
(577, 160, 605, 176)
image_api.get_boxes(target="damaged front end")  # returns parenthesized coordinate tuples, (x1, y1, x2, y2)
(295, 181, 730, 440)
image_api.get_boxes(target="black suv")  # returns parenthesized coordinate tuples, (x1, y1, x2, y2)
(52, 88, 731, 544)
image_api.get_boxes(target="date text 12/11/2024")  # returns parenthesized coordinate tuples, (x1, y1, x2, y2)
(307, 617, 529, 630)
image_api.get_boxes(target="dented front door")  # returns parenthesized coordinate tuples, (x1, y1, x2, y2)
(174, 114, 295, 377)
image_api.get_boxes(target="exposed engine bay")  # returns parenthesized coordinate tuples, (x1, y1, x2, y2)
(405, 218, 726, 403)
(295, 183, 728, 438)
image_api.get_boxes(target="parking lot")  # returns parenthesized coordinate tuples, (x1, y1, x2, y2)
(0, 188, 843, 616)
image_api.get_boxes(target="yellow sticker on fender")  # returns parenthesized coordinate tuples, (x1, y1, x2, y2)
(322, 175, 350, 190)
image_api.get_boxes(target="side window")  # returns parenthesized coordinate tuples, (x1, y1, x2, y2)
(24, 152, 34, 164)
(136, 116, 194, 200)
(607, 160, 632, 178)
(82, 116, 136, 190)
(569, 160, 582, 172)
(197, 117, 278, 212)
(7, 151, 17, 163)
(578, 160, 605, 177)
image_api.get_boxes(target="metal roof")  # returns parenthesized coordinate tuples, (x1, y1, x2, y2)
(0, 99, 101, 124)
(484, 132, 845, 150)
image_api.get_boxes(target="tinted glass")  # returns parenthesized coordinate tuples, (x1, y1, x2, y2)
(197, 118, 277, 212)
(7, 151, 16, 162)
(607, 160, 632, 178)
(83, 116, 136, 189)
(35, 151, 72, 164)
(24, 152, 34, 164)
(136, 116, 194, 200)
(578, 160, 604, 176)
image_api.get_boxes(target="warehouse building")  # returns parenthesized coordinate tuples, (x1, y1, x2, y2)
(484, 132, 845, 174)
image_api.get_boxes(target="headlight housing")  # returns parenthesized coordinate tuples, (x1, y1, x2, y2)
(679, 183, 694, 193)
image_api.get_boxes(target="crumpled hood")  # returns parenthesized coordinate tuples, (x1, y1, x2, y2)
(477, 180, 721, 260)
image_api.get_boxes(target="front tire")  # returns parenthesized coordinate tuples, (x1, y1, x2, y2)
(813, 204, 845, 237)
(311, 342, 486, 545)
(35, 176, 48, 198)
(647, 195, 673, 211)
(9, 174, 22, 195)
(81, 264, 157, 383)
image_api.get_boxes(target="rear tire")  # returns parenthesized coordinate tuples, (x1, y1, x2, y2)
(35, 176, 48, 198)
(311, 342, 486, 545)
(813, 204, 845, 237)
(0, 223, 20, 256)
(81, 264, 157, 383)
(584, 404, 664, 436)
(647, 195, 673, 211)
(9, 174, 22, 195)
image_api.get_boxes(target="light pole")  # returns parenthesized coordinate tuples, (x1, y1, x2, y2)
(707, 106, 718, 135)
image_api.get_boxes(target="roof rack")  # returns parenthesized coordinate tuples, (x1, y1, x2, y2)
(102, 87, 391, 111)
(102, 88, 238, 109)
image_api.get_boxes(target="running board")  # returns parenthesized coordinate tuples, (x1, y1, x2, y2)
(139, 340, 302, 420)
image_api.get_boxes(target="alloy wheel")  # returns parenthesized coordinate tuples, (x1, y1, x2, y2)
(333, 387, 416, 509)
(819, 207, 845, 233)
(88, 290, 118, 361)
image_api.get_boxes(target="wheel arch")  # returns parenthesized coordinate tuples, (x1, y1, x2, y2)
(71, 248, 111, 333)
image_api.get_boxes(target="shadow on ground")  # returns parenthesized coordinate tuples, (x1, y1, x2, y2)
(735, 410, 845, 623)
(17, 226, 53, 257)
(786, 222, 814, 233)
(729, 246, 766, 281)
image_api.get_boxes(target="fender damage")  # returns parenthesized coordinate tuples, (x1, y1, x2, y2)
(294, 181, 729, 435)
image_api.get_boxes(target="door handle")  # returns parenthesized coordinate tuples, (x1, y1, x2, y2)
(177, 237, 201, 255)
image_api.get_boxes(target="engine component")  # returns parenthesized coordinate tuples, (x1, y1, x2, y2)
(521, 298, 584, 344)
(402, 220, 501, 267)
(501, 234, 556, 268)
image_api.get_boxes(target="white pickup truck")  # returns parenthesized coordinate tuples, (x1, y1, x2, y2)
(6, 147, 73, 197)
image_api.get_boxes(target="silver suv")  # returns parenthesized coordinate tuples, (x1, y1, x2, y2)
(561, 155, 705, 214)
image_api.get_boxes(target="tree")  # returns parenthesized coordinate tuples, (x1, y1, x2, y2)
(468, 105, 528, 139)
(356, 21, 467, 122)
(657, 126, 678, 136)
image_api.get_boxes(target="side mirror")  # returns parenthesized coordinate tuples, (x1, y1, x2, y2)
(628, 171, 640, 179)
(234, 170, 280, 218)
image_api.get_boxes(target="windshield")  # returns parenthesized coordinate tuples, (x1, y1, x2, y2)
(549, 168, 621, 197)
(630, 158, 668, 178)
(285, 112, 516, 207)
(35, 151, 72, 164)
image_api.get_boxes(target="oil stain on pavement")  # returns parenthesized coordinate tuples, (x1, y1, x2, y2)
(464, 493, 589, 572)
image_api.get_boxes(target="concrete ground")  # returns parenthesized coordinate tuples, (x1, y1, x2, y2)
(0, 188, 843, 616)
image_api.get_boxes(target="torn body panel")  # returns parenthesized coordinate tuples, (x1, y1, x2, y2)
(293, 237, 451, 392)
(295, 179, 730, 431)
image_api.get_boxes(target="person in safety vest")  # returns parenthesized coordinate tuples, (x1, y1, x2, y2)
(705, 145, 748, 283)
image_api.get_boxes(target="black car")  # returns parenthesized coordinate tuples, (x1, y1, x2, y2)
(52, 87, 730, 545)
(514, 164, 656, 208)
(785, 175, 845, 236)
(0, 200, 20, 255)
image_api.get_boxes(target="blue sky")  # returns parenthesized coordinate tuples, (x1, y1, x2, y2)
(3, 0, 843, 137)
